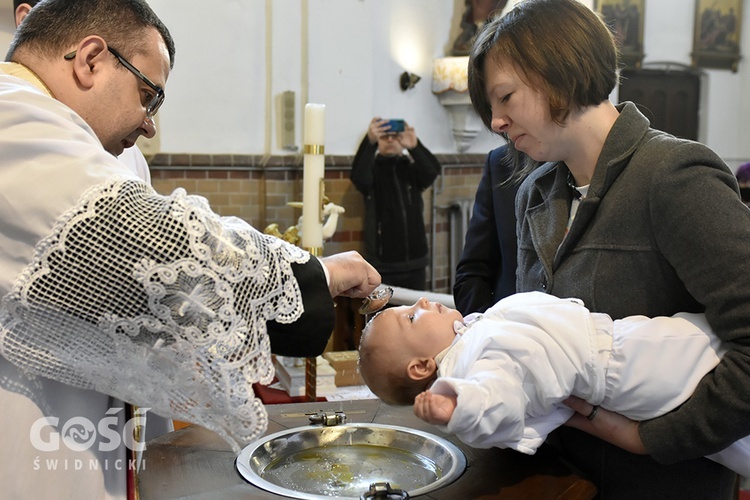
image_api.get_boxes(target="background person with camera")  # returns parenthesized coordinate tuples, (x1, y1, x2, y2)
(350, 117, 441, 290)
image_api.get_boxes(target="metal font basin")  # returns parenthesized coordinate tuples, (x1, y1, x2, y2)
(235, 423, 467, 499)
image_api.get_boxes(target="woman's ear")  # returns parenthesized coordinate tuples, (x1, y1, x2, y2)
(406, 357, 437, 381)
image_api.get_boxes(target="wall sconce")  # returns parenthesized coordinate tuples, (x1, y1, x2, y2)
(399, 71, 421, 91)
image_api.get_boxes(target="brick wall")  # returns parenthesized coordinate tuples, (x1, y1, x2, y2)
(149, 153, 488, 294)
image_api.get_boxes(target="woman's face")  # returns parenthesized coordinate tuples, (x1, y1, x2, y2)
(484, 57, 567, 162)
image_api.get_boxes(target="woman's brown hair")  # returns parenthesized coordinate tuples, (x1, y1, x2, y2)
(468, 0, 619, 180)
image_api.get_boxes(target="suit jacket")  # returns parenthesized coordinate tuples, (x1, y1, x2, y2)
(453, 145, 518, 314)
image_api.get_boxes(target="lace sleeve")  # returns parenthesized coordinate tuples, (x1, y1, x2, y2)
(0, 179, 310, 452)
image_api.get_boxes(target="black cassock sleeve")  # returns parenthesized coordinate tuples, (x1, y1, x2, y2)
(266, 256, 335, 356)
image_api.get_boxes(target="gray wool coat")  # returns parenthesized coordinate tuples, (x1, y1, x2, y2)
(516, 102, 750, 466)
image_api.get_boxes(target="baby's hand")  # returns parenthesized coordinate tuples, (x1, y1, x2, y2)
(414, 390, 457, 425)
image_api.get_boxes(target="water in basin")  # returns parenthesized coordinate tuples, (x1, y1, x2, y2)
(262, 444, 440, 497)
(236, 423, 466, 499)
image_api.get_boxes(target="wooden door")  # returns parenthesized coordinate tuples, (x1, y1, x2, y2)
(619, 67, 702, 141)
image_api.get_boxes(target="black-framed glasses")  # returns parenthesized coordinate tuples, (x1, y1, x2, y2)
(64, 46, 164, 118)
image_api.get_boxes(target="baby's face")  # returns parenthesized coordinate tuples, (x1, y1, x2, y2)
(372, 298, 464, 359)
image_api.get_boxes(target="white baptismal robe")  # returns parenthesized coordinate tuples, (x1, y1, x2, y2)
(431, 291, 749, 476)
(0, 63, 308, 498)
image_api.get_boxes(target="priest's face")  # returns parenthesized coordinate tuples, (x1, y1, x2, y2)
(85, 29, 170, 156)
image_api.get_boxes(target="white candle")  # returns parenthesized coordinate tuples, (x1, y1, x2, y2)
(302, 103, 325, 249)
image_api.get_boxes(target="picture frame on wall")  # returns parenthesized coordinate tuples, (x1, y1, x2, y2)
(691, 0, 743, 72)
(595, 0, 645, 69)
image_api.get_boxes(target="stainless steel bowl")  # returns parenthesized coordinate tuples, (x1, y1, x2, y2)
(236, 423, 467, 499)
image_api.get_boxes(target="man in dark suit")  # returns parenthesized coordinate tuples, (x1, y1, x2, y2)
(453, 145, 518, 314)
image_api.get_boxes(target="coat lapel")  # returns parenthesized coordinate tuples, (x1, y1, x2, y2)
(522, 102, 652, 276)
(525, 165, 570, 274)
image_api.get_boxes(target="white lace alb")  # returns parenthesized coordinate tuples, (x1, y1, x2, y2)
(0, 179, 310, 452)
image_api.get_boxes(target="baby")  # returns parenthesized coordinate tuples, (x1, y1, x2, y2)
(357, 291, 749, 476)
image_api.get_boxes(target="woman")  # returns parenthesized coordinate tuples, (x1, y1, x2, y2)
(467, 0, 749, 497)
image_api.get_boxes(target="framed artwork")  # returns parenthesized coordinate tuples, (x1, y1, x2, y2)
(595, 0, 646, 69)
(691, 0, 742, 72)
(452, 0, 509, 56)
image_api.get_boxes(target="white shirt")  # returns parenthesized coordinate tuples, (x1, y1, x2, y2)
(119, 145, 151, 184)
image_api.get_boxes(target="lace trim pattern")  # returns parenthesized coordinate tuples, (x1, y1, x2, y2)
(0, 179, 309, 451)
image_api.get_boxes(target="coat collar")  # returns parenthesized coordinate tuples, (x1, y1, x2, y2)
(590, 102, 651, 199)
(523, 102, 651, 270)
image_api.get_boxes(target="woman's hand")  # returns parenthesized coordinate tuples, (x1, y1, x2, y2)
(563, 396, 647, 455)
(414, 390, 457, 425)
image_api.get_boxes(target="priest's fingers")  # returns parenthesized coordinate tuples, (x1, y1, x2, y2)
(320, 251, 380, 298)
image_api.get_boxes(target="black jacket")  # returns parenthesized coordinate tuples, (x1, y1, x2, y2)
(453, 145, 518, 314)
(350, 136, 441, 273)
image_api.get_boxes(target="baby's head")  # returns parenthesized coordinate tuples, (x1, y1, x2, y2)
(358, 298, 463, 405)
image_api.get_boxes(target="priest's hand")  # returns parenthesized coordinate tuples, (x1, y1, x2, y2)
(320, 251, 380, 298)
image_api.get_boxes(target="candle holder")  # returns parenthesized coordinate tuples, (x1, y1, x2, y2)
(304, 357, 317, 402)
(303, 246, 322, 257)
(267, 198, 349, 403)
(263, 223, 300, 246)
(265, 226, 323, 401)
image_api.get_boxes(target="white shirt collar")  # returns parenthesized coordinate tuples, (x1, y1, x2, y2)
(434, 312, 483, 367)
